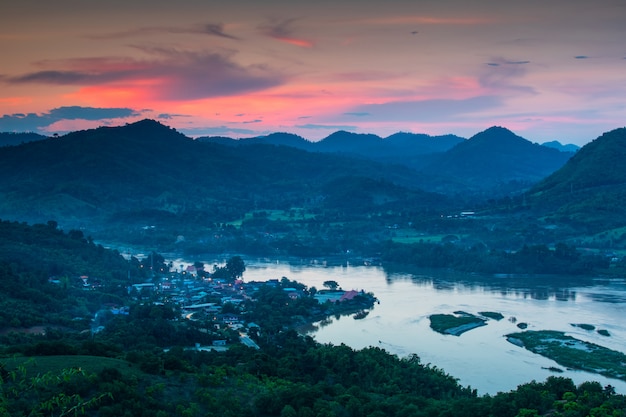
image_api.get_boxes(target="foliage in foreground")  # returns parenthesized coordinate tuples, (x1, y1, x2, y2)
(1, 218, 626, 416)
(2, 330, 626, 417)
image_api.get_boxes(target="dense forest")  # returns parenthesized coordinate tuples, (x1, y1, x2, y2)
(1, 221, 626, 416)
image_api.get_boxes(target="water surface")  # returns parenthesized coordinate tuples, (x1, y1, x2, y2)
(239, 260, 626, 395)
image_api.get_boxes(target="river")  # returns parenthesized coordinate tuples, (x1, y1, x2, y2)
(170, 256, 626, 395)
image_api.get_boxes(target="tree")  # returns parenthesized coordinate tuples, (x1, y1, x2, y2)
(226, 256, 246, 281)
(323, 280, 339, 290)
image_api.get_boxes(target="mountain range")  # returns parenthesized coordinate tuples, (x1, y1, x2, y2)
(200, 126, 575, 194)
(0, 119, 623, 251)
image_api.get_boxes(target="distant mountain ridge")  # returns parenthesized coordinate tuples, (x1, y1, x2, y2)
(0, 119, 445, 229)
(198, 127, 575, 187)
(1, 118, 624, 253)
(197, 130, 467, 168)
(528, 127, 626, 230)
(0, 131, 49, 147)
(414, 126, 574, 194)
(541, 140, 580, 153)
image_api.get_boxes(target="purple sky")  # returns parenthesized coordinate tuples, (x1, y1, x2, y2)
(1, 0, 625, 144)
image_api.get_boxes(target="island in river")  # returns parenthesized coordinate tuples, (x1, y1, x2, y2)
(429, 311, 626, 383)
(429, 311, 503, 336)
(506, 330, 626, 382)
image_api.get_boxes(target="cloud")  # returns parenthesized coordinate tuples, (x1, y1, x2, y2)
(332, 71, 402, 82)
(342, 96, 501, 123)
(199, 23, 240, 40)
(259, 18, 314, 48)
(0, 106, 138, 132)
(355, 16, 494, 26)
(88, 22, 239, 40)
(343, 112, 370, 117)
(157, 113, 190, 120)
(486, 60, 530, 67)
(574, 55, 589, 59)
(296, 123, 357, 131)
(4, 48, 286, 101)
(181, 125, 263, 137)
(48, 106, 139, 120)
(478, 57, 535, 95)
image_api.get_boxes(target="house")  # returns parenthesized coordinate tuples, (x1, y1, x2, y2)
(340, 290, 360, 302)
(286, 291, 301, 300)
(218, 313, 240, 325)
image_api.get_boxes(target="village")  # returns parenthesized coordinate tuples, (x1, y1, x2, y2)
(75, 256, 378, 352)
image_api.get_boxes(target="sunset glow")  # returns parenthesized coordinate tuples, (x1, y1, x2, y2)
(1, 0, 625, 144)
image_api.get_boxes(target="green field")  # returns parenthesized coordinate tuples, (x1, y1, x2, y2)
(390, 230, 464, 244)
(1, 355, 142, 379)
(228, 209, 316, 227)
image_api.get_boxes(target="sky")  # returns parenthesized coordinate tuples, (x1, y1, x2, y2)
(1, 0, 625, 145)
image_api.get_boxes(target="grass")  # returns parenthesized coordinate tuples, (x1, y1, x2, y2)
(506, 330, 626, 381)
(228, 209, 316, 227)
(1, 355, 142, 379)
(390, 230, 465, 244)
(571, 226, 626, 250)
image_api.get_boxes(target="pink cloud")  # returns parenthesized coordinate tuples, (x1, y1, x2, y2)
(259, 18, 314, 48)
(4, 49, 286, 102)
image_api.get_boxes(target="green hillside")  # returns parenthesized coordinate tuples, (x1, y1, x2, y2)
(421, 126, 573, 193)
(528, 127, 626, 234)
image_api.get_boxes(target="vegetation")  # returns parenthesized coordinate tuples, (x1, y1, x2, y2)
(1, 219, 626, 416)
(572, 323, 596, 331)
(507, 330, 626, 382)
(429, 312, 487, 336)
(479, 312, 504, 320)
(2, 122, 626, 415)
(381, 240, 613, 275)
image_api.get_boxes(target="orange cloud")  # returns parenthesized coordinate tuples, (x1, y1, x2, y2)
(272, 36, 314, 48)
(259, 18, 315, 48)
(0, 96, 33, 106)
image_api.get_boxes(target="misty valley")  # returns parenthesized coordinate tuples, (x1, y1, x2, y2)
(1, 120, 626, 416)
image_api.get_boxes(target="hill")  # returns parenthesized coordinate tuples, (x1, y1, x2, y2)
(0, 131, 48, 147)
(528, 127, 626, 234)
(199, 127, 573, 196)
(0, 119, 450, 252)
(419, 126, 574, 194)
(199, 130, 466, 170)
(542, 140, 580, 153)
(197, 132, 313, 150)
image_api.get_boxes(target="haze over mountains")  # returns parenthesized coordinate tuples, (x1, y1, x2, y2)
(1, 118, 624, 253)
(200, 125, 575, 194)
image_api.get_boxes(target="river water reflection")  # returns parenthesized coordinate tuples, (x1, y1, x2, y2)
(236, 259, 626, 395)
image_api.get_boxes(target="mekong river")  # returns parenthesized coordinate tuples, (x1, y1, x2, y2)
(176, 257, 626, 395)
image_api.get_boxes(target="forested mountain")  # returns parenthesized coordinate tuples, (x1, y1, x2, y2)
(199, 127, 574, 196)
(542, 140, 581, 153)
(418, 126, 574, 194)
(528, 127, 626, 232)
(0, 131, 48, 147)
(198, 130, 465, 170)
(197, 131, 312, 150)
(0, 119, 449, 237)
